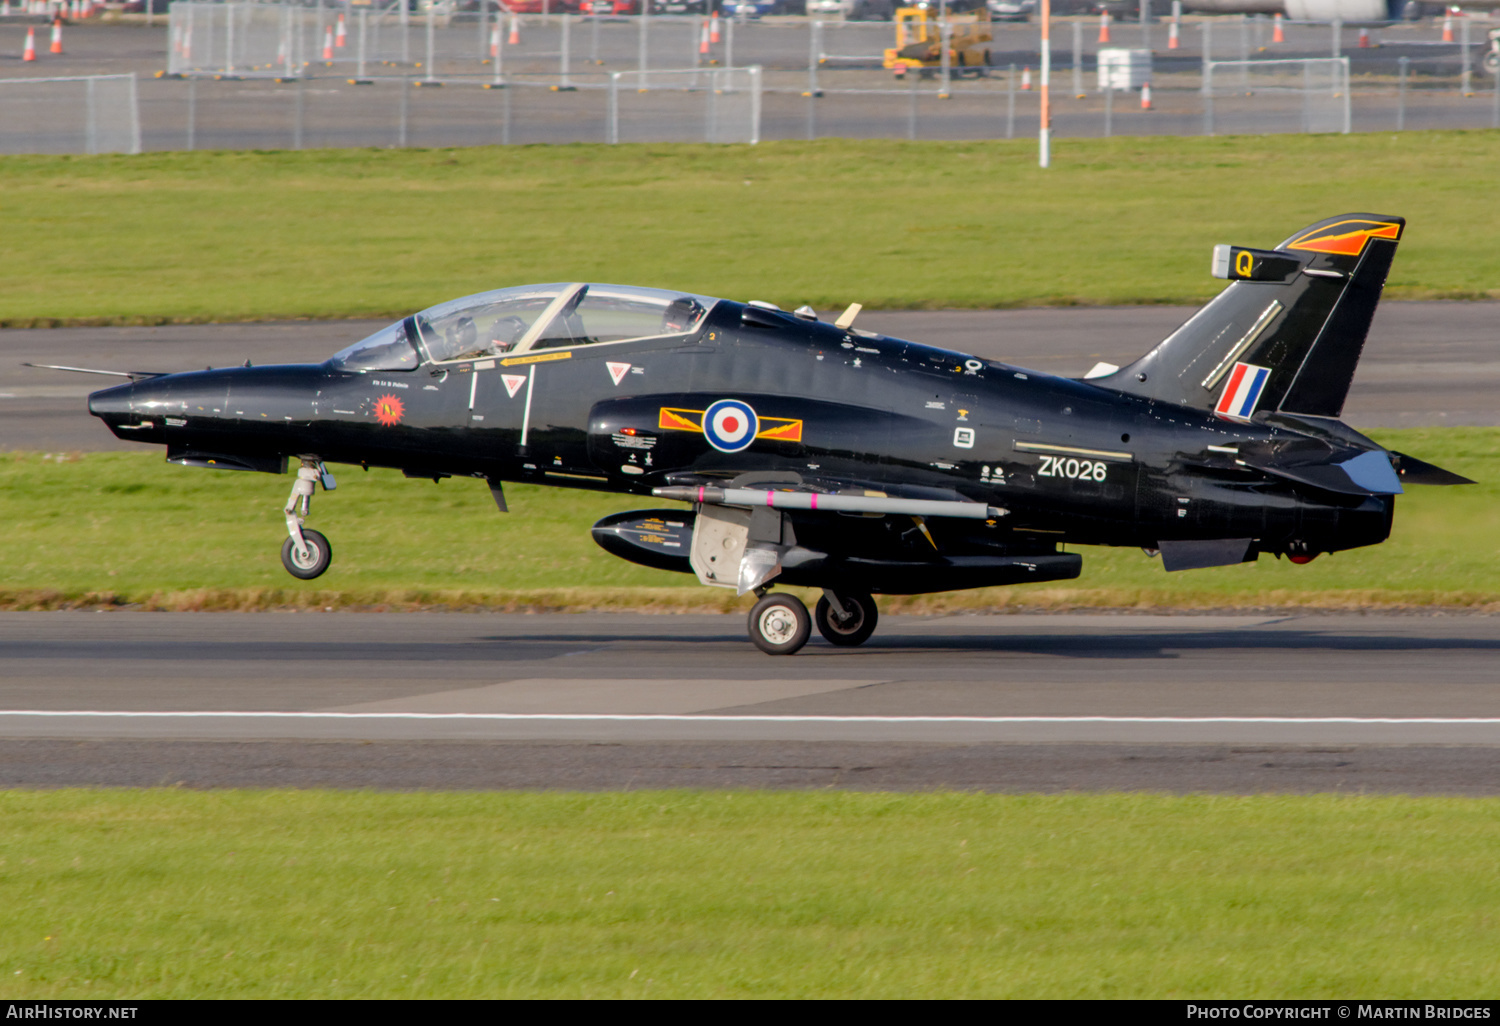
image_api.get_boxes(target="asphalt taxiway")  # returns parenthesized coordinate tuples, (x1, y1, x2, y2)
(3, 611, 1499, 793)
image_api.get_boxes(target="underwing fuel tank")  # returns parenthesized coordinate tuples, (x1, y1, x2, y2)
(592, 508, 1084, 594)
(591, 509, 695, 574)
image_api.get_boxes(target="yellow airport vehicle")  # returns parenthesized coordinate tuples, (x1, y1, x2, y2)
(882, 5, 993, 78)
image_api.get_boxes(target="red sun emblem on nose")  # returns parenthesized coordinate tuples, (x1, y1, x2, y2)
(373, 394, 405, 427)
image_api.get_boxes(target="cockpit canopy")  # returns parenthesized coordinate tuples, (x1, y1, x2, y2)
(327, 283, 717, 373)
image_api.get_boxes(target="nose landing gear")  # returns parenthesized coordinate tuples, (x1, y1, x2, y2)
(281, 457, 336, 580)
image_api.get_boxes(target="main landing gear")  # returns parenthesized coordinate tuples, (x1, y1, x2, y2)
(814, 590, 879, 648)
(281, 457, 337, 580)
(747, 588, 879, 655)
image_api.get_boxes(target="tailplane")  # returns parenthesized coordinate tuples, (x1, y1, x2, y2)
(1097, 213, 1404, 421)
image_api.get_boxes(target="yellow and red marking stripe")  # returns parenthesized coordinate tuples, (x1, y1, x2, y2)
(657, 407, 803, 444)
(1287, 220, 1402, 257)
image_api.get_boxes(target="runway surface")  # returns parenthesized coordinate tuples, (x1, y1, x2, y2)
(5, 300, 1499, 450)
(3, 611, 1499, 793)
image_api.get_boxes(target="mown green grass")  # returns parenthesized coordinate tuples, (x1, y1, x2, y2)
(2, 134, 1499, 326)
(1, 427, 1495, 611)
(1, 789, 1498, 999)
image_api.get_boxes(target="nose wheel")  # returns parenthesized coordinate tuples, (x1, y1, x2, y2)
(815, 590, 878, 647)
(281, 528, 332, 579)
(282, 457, 336, 580)
(748, 593, 811, 655)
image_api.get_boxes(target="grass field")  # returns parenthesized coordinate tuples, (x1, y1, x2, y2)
(2, 133, 1499, 326)
(1, 789, 1498, 999)
(0, 427, 1494, 612)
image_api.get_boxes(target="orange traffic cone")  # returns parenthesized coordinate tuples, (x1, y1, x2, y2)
(1098, 10, 1110, 44)
(710, 11, 720, 44)
(698, 19, 710, 55)
(49, 17, 62, 54)
(335, 13, 347, 48)
(489, 23, 499, 58)
(1272, 12, 1284, 43)
(1167, 19, 1179, 49)
(1141, 81, 1152, 109)
(183, 25, 192, 62)
(507, 15, 520, 46)
(322, 26, 333, 61)
(22, 25, 35, 60)
(1021, 65, 1031, 90)
(1442, 14, 1453, 42)
(1357, 26, 1370, 47)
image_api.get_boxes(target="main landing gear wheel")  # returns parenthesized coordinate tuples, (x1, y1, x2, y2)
(748, 593, 811, 656)
(281, 528, 332, 580)
(814, 591, 878, 648)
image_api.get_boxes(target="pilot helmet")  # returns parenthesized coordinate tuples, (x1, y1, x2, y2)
(489, 315, 528, 351)
(662, 297, 703, 334)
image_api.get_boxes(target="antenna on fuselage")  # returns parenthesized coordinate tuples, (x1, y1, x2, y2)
(833, 303, 863, 330)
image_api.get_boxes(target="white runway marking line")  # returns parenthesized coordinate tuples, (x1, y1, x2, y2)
(1, 711, 1499, 726)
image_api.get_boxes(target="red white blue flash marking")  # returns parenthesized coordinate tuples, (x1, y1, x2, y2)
(1215, 362, 1270, 423)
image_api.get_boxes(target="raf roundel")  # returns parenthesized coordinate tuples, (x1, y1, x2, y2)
(702, 399, 759, 453)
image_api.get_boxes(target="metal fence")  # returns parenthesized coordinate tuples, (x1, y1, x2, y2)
(0, 74, 140, 155)
(4, 9, 1500, 154)
(1203, 57, 1350, 136)
(167, 0, 507, 78)
(609, 66, 762, 143)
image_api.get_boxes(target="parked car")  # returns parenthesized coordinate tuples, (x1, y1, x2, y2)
(501, 0, 583, 11)
(726, 0, 799, 15)
(808, 0, 857, 15)
(986, 0, 1034, 20)
(579, 0, 640, 12)
(848, 0, 895, 18)
(647, 0, 713, 12)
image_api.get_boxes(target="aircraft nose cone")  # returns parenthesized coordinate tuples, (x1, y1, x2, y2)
(87, 381, 134, 420)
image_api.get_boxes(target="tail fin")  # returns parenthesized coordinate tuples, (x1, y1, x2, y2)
(1099, 214, 1404, 420)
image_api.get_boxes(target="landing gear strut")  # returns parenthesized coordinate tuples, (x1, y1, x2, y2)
(281, 457, 336, 580)
(748, 592, 811, 655)
(815, 590, 879, 647)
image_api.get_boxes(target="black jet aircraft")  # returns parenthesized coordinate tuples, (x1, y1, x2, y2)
(81, 212, 1470, 654)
